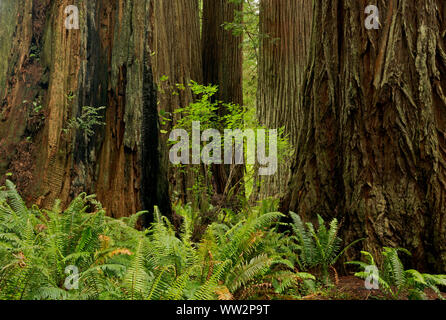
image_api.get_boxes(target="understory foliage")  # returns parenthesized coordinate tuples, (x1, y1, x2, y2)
(169, 81, 292, 206)
(1, 181, 443, 300)
(290, 212, 363, 284)
(0, 181, 312, 300)
(346, 248, 446, 300)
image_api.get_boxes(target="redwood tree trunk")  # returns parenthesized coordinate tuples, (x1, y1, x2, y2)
(282, 0, 446, 272)
(0, 0, 169, 222)
(202, 0, 245, 204)
(255, 0, 313, 199)
(151, 0, 205, 208)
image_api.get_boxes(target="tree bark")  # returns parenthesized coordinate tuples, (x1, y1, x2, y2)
(255, 0, 313, 199)
(202, 0, 245, 204)
(0, 0, 169, 222)
(282, 0, 446, 272)
(151, 0, 205, 208)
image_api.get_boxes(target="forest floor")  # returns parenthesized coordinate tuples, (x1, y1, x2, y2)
(301, 276, 446, 300)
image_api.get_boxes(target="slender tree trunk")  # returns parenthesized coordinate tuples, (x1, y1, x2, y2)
(151, 0, 206, 209)
(202, 0, 245, 205)
(0, 0, 169, 222)
(282, 0, 446, 272)
(255, 0, 313, 199)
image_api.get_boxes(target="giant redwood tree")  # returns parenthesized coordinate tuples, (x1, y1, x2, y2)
(282, 0, 446, 272)
(202, 0, 244, 203)
(151, 0, 204, 206)
(255, 0, 313, 199)
(0, 0, 169, 222)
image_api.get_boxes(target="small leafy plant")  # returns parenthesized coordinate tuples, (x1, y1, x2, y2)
(346, 248, 446, 300)
(23, 99, 43, 113)
(64, 105, 106, 138)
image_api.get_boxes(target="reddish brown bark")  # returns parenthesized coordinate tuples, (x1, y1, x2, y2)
(0, 0, 168, 221)
(151, 0, 206, 208)
(255, 0, 313, 199)
(282, 0, 446, 272)
(202, 0, 245, 203)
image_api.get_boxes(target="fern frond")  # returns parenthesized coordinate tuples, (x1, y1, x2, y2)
(228, 254, 272, 292)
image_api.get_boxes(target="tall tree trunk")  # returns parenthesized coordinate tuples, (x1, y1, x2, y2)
(202, 0, 244, 205)
(255, 0, 313, 199)
(151, 0, 206, 209)
(282, 0, 446, 272)
(0, 0, 169, 222)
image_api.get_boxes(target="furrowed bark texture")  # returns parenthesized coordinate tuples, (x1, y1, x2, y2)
(0, 0, 168, 221)
(282, 0, 446, 272)
(255, 0, 313, 199)
(151, 0, 205, 206)
(202, 0, 245, 203)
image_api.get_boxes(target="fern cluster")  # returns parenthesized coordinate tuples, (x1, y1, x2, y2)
(346, 248, 446, 300)
(0, 181, 311, 300)
(290, 212, 362, 284)
(2, 180, 443, 300)
(0, 180, 129, 299)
